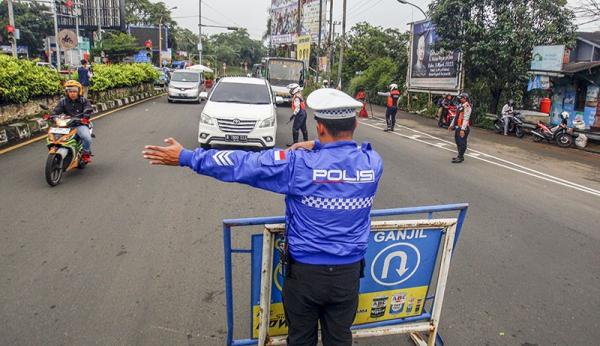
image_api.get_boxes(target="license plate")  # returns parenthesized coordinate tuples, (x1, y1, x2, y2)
(49, 127, 70, 135)
(225, 134, 247, 142)
(179, 93, 186, 97)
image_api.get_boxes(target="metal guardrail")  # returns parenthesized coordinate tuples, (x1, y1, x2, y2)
(222, 203, 469, 346)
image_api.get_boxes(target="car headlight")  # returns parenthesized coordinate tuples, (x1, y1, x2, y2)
(259, 116, 275, 128)
(200, 113, 216, 126)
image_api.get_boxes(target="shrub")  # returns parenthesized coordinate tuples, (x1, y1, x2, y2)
(0, 55, 62, 104)
(89, 63, 159, 92)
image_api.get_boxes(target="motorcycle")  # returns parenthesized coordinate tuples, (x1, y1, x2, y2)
(530, 120, 573, 148)
(41, 105, 94, 186)
(494, 112, 525, 138)
(438, 103, 458, 128)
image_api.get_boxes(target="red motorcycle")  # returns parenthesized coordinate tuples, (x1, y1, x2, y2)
(531, 120, 573, 148)
(438, 103, 457, 128)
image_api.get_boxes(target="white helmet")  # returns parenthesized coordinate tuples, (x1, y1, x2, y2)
(288, 83, 303, 96)
(389, 83, 398, 90)
(560, 111, 570, 120)
(323, 79, 329, 86)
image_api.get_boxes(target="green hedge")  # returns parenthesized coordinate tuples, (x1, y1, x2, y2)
(0, 55, 62, 104)
(89, 63, 159, 92)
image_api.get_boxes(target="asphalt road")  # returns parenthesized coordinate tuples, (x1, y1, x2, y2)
(1, 96, 598, 345)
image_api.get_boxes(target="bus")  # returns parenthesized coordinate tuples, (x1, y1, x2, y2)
(254, 58, 305, 103)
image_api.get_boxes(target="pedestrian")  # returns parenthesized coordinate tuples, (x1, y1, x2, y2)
(448, 92, 472, 163)
(77, 59, 91, 98)
(142, 88, 384, 346)
(287, 83, 308, 147)
(500, 99, 515, 135)
(355, 87, 368, 118)
(377, 83, 401, 132)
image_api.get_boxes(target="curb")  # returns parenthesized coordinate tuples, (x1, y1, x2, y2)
(0, 90, 165, 153)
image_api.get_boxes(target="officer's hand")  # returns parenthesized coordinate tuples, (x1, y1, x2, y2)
(143, 137, 183, 166)
(286, 140, 315, 152)
(459, 130, 465, 138)
(448, 126, 453, 132)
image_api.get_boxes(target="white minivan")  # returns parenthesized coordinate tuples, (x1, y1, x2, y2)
(167, 70, 205, 103)
(198, 77, 282, 149)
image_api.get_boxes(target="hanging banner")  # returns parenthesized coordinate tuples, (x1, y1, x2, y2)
(270, 0, 327, 45)
(407, 20, 461, 93)
(530, 45, 565, 72)
(296, 35, 311, 66)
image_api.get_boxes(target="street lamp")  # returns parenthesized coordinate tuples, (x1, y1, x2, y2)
(159, 6, 178, 66)
(396, 0, 428, 19)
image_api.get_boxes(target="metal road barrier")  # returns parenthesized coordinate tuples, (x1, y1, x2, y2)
(223, 203, 468, 346)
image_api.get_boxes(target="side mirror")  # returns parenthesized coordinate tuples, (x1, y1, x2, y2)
(275, 96, 284, 104)
(199, 91, 208, 100)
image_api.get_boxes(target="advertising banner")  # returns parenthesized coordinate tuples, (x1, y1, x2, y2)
(270, 0, 327, 45)
(296, 35, 311, 66)
(251, 224, 446, 338)
(408, 20, 460, 93)
(530, 45, 565, 72)
(583, 85, 599, 128)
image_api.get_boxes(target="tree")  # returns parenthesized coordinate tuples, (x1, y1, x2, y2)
(342, 23, 409, 93)
(574, 0, 600, 26)
(171, 27, 199, 55)
(125, 0, 176, 27)
(429, 0, 576, 113)
(204, 29, 266, 68)
(0, 1, 53, 55)
(91, 32, 141, 62)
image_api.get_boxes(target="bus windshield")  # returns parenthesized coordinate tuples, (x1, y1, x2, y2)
(268, 60, 304, 86)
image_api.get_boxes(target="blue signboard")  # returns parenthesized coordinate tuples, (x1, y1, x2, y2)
(134, 50, 150, 63)
(250, 226, 444, 338)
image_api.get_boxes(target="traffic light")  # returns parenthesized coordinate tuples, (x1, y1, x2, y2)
(145, 46, 153, 59)
(5, 24, 15, 41)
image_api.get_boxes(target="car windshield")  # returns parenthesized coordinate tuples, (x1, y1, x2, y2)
(210, 82, 271, 104)
(171, 72, 199, 82)
(268, 60, 303, 86)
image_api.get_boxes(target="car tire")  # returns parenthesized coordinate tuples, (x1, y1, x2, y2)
(168, 99, 173, 103)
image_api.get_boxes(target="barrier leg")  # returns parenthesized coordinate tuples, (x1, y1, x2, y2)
(223, 225, 234, 346)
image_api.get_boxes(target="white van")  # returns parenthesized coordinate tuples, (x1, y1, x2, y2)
(167, 70, 205, 103)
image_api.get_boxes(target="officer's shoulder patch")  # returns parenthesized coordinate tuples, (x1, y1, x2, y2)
(260, 149, 289, 166)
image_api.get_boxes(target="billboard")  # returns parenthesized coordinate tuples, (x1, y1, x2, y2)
(270, 0, 327, 45)
(407, 20, 461, 93)
(530, 45, 565, 72)
(57, 0, 125, 31)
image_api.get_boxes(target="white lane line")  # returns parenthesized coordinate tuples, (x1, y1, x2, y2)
(360, 120, 600, 198)
(370, 115, 600, 196)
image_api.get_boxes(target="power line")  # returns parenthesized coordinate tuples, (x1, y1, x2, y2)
(346, 0, 377, 18)
(348, 0, 385, 21)
(203, 0, 242, 27)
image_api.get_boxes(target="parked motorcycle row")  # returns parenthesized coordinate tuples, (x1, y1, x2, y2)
(437, 97, 588, 149)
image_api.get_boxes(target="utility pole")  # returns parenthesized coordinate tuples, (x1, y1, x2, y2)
(327, 0, 334, 85)
(7, 0, 17, 57)
(296, 0, 301, 59)
(96, 0, 102, 44)
(75, 1, 81, 61)
(337, 0, 346, 89)
(198, 0, 202, 65)
(315, 0, 323, 84)
(52, 0, 61, 68)
(159, 20, 163, 66)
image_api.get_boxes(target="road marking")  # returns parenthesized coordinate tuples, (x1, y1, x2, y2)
(0, 93, 166, 156)
(360, 119, 600, 198)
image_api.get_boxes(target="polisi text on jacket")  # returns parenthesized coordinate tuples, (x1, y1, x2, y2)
(312, 169, 375, 183)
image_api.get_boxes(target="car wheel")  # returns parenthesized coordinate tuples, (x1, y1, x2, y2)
(168, 99, 173, 103)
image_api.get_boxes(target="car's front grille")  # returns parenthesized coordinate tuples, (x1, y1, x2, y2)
(217, 118, 257, 134)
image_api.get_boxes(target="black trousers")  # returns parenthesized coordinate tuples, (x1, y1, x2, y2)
(292, 111, 308, 143)
(454, 127, 470, 158)
(283, 260, 361, 346)
(385, 106, 398, 129)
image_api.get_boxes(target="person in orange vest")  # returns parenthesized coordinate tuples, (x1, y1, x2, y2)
(355, 87, 369, 118)
(448, 92, 472, 163)
(287, 83, 308, 146)
(378, 83, 401, 131)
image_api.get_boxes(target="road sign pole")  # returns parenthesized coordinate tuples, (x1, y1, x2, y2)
(52, 1, 61, 68)
(7, 0, 17, 57)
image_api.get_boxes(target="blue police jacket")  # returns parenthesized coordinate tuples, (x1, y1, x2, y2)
(179, 140, 384, 265)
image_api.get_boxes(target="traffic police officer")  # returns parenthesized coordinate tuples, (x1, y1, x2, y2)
(287, 83, 309, 146)
(142, 88, 384, 346)
(448, 92, 472, 163)
(377, 83, 401, 132)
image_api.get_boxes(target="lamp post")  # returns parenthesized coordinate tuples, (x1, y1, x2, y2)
(159, 6, 178, 66)
(396, 0, 428, 19)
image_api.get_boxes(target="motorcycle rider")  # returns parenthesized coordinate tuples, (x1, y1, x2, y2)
(287, 83, 309, 146)
(501, 99, 515, 135)
(438, 93, 454, 127)
(377, 83, 401, 132)
(449, 92, 472, 163)
(51, 80, 94, 163)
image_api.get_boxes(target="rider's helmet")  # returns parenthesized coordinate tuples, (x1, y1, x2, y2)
(322, 79, 329, 87)
(508, 99, 514, 106)
(64, 80, 83, 97)
(560, 111, 570, 120)
(288, 83, 303, 96)
(389, 83, 398, 90)
(458, 92, 470, 101)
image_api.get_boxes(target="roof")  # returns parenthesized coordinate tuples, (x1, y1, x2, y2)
(562, 61, 600, 74)
(219, 76, 266, 85)
(577, 31, 600, 48)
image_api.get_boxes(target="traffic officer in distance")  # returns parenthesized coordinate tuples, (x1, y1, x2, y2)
(448, 92, 472, 163)
(287, 83, 309, 147)
(142, 88, 384, 346)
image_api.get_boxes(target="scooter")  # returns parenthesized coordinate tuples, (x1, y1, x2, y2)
(41, 105, 94, 186)
(438, 103, 457, 128)
(494, 112, 525, 138)
(530, 120, 573, 148)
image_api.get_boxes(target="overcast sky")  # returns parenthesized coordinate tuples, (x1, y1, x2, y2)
(159, 0, 597, 41)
